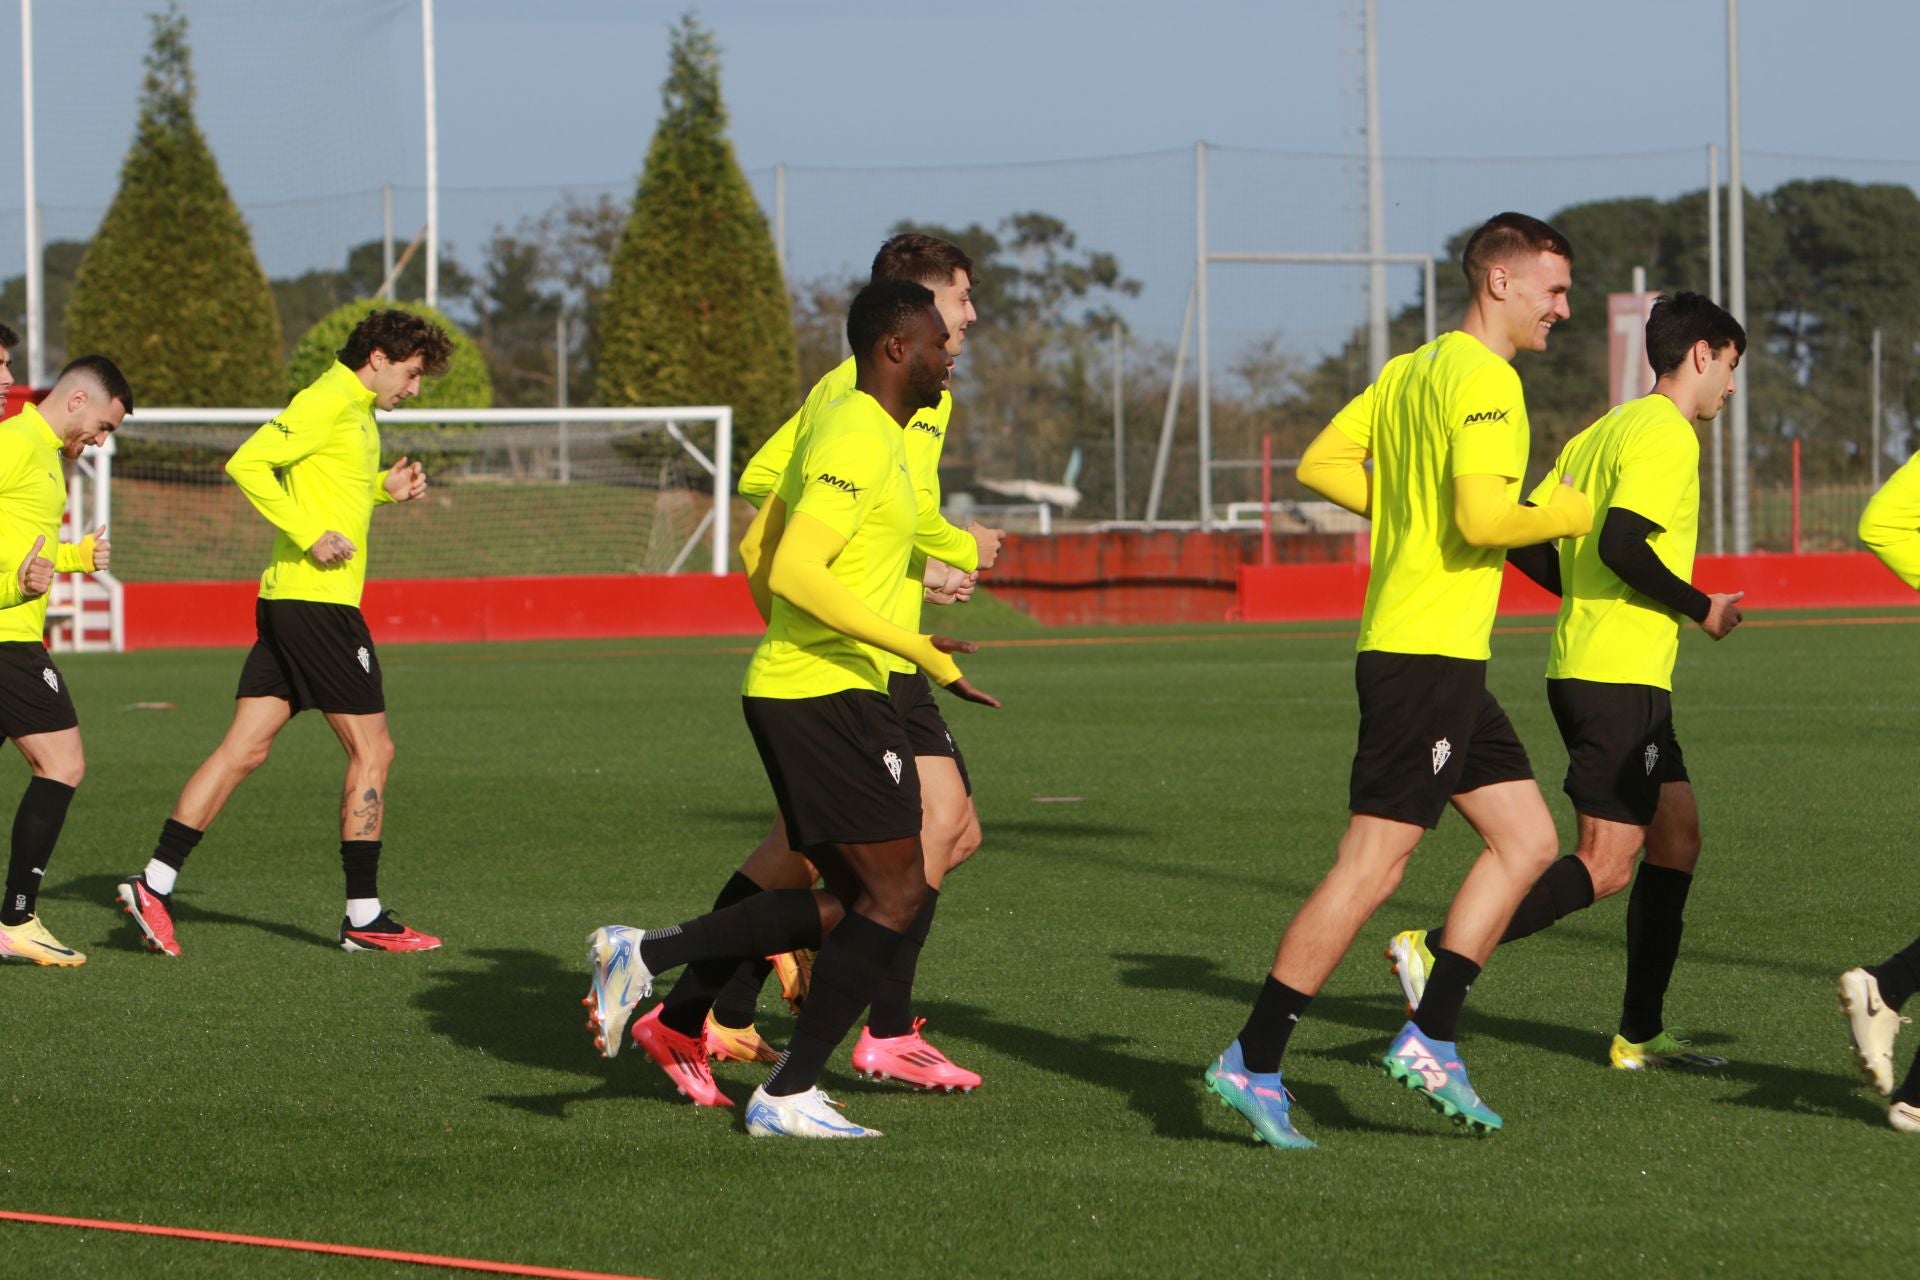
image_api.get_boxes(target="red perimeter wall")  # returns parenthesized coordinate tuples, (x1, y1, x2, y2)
(1237, 550, 1918, 623)
(124, 574, 763, 650)
(117, 542, 1915, 649)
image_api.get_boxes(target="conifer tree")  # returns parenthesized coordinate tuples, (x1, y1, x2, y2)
(596, 13, 795, 465)
(66, 5, 282, 405)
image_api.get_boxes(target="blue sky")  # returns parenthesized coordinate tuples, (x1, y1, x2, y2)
(3, 0, 1916, 358)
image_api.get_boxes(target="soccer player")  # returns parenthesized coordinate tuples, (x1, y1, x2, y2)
(1203, 213, 1593, 1149)
(114, 310, 448, 956)
(1839, 455, 1920, 1130)
(0, 345, 129, 966)
(637, 234, 1002, 1099)
(1384, 291, 1747, 1071)
(582, 278, 996, 1139)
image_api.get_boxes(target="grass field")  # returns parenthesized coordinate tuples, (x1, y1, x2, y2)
(5, 605, 1919, 1277)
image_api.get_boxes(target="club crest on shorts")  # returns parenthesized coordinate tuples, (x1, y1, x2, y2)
(1430, 737, 1452, 775)
(1643, 742, 1660, 775)
(882, 749, 903, 785)
(40, 667, 58, 693)
(356, 646, 371, 673)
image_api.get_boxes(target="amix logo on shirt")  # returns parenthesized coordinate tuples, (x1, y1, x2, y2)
(1462, 409, 1510, 426)
(909, 419, 942, 439)
(816, 472, 863, 497)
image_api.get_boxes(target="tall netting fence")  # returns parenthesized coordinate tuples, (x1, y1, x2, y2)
(108, 412, 733, 583)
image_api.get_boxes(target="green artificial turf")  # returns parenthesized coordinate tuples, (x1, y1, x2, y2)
(4, 606, 1919, 1277)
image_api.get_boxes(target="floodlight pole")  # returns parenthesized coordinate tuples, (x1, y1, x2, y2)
(1195, 141, 1212, 530)
(1727, 0, 1750, 553)
(381, 184, 395, 300)
(422, 0, 439, 308)
(21, 0, 44, 388)
(1709, 141, 1723, 553)
(1364, 0, 1388, 376)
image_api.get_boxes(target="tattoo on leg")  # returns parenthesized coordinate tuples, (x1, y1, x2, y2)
(350, 787, 382, 836)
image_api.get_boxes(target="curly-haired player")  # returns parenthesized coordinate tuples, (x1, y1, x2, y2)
(116, 309, 450, 957)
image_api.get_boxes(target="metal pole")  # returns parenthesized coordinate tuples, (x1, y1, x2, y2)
(1196, 141, 1212, 529)
(1259, 433, 1274, 567)
(1145, 278, 1196, 526)
(1423, 256, 1436, 344)
(712, 409, 732, 576)
(422, 0, 439, 308)
(774, 161, 787, 280)
(21, 0, 43, 387)
(1709, 141, 1724, 554)
(1112, 324, 1125, 521)
(1727, 0, 1750, 553)
(382, 184, 395, 299)
(1872, 326, 1883, 487)
(556, 310, 571, 484)
(1364, 0, 1388, 375)
(1707, 143, 1721, 305)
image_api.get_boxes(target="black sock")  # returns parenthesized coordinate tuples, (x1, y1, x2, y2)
(1868, 935, 1920, 1013)
(1235, 975, 1313, 1073)
(641, 888, 821, 979)
(341, 840, 381, 901)
(764, 912, 903, 1097)
(1412, 948, 1481, 1043)
(867, 886, 937, 1038)
(709, 957, 777, 1031)
(1428, 856, 1595, 953)
(658, 872, 766, 1037)
(1896, 1046, 1920, 1107)
(2, 777, 75, 925)
(152, 818, 202, 879)
(1620, 863, 1692, 1043)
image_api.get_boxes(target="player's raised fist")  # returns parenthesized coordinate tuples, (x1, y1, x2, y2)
(967, 522, 1005, 570)
(385, 456, 428, 502)
(1701, 590, 1744, 640)
(18, 534, 51, 598)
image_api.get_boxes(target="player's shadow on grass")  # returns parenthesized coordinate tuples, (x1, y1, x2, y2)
(43, 872, 336, 951)
(412, 946, 683, 1118)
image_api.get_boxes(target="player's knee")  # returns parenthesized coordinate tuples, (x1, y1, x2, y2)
(227, 738, 273, 773)
(948, 821, 983, 870)
(869, 875, 928, 932)
(351, 733, 396, 775)
(42, 755, 84, 788)
(1585, 854, 1634, 900)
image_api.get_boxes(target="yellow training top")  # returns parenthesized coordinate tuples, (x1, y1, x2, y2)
(225, 362, 395, 608)
(1860, 450, 1920, 590)
(743, 389, 919, 699)
(745, 356, 977, 673)
(1330, 331, 1531, 660)
(1530, 394, 1700, 690)
(0, 404, 99, 641)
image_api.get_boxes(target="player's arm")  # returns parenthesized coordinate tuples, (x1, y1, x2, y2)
(1859, 456, 1920, 588)
(224, 402, 336, 555)
(1596, 508, 1709, 621)
(1504, 464, 1567, 596)
(52, 527, 108, 574)
(769, 511, 966, 687)
(1299, 386, 1375, 516)
(1454, 474, 1592, 548)
(738, 493, 788, 623)
(739, 412, 801, 508)
(1297, 423, 1372, 516)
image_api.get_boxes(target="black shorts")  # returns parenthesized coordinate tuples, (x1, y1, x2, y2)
(1547, 678, 1688, 826)
(888, 670, 971, 796)
(0, 642, 78, 740)
(743, 689, 921, 850)
(236, 599, 385, 716)
(1349, 651, 1534, 829)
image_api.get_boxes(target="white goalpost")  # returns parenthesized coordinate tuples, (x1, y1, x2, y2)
(60, 405, 734, 654)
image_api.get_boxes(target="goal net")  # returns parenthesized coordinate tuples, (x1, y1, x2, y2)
(105, 407, 736, 588)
